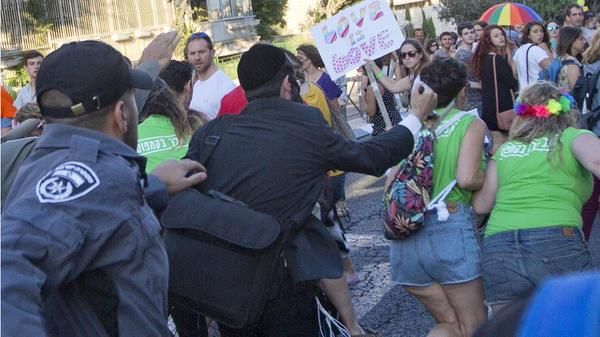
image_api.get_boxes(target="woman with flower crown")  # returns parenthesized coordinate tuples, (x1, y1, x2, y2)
(472, 81, 600, 314)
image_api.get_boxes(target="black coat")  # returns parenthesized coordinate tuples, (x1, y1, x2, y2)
(481, 54, 519, 131)
(186, 97, 415, 281)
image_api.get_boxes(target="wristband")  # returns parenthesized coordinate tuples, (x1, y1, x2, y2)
(375, 71, 384, 80)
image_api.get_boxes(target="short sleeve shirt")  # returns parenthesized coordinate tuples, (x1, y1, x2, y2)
(316, 72, 342, 101)
(514, 43, 550, 93)
(137, 115, 190, 172)
(13, 83, 36, 110)
(189, 70, 236, 120)
(486, 127, 593, 236)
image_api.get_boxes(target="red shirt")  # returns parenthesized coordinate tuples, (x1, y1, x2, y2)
(1, 86, 16, 118)
(217, 86, 248, 117)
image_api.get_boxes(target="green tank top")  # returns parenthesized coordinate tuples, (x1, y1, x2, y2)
(137, 115, 189, 172)
(431, 108, 485, 204)
(486, 127, 594, 237)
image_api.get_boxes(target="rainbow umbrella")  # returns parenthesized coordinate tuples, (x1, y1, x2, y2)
(479, 2, 543, 26)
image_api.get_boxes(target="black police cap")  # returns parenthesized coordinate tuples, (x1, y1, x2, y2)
(36, 40, 152, 118)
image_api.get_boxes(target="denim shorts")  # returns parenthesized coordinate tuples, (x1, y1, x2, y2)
(389, 204, 481, 287)
(482, 226, 592, 306)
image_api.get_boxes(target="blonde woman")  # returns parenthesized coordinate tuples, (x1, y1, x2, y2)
(473, 82, 600, 314)
(580, 30, 600, 241)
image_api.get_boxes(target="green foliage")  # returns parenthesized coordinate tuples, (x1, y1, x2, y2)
(174, 3, 209, 60)
(252, 0, 288, 40)
(437, 0, 576, 25)
(419, 8, 426, 28)
(214, 35, 313, 81)
(307, 0, 362, 26)
(273, 34, 313, 52)
(4, 68, 29, 90)
(15, 0, 53, 47)
(216, 56, 241, 81)
(419, 9, 436, 41)
(404, 9, 414, 38)
(525, 0, 579, 23)
(423, 16, 437, 41)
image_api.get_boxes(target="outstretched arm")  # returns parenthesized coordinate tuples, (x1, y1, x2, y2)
(322, 81, 437, 175)
(364, 60, 412, 93)
(572, 133, 600, 179)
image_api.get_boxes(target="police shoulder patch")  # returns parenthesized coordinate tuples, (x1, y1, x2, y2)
(36, 161, 100, 203)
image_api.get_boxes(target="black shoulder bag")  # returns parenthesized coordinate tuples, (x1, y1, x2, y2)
(161, 117, 290, 328)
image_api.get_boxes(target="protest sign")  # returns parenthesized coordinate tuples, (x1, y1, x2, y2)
(310, 0, 405, 80)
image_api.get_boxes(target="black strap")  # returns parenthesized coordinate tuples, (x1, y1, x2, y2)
(589, 106, 600, 131)
(525, 44, 534, 84)
(194, 116, 236, 167)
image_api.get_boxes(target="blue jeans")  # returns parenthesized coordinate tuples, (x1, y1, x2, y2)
(482, 226, 592, 306)
(390, 204, 481, 286)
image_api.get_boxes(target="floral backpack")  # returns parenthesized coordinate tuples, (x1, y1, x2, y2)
(382, 110, 475, 240)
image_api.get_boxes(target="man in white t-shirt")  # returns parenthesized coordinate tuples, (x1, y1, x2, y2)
(13, 50, 43, 110)
(186, 32, 235, 120)
(513, 24, 552, 93)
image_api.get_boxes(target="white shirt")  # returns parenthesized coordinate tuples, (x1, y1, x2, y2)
(513, 43, 550, 93)
(13, 83, 36, 110)
(399, 114, 422, 147)
(189, 70, 235, 120)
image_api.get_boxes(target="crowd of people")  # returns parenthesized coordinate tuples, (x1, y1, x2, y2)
(1, 2, 599, 337)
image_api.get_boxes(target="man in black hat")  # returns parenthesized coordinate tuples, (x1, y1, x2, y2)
(1, 40, 206, 336)
(179, 43, 437, 336)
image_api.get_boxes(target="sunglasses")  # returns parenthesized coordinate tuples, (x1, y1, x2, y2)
(400, 51, 419, 59)
(547, 26, 560, 32)
(187, 32, 210, 43)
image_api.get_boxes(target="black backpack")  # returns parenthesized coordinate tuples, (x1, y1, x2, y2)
(570, 69, 600, 115)
(570, 69, 600, 133)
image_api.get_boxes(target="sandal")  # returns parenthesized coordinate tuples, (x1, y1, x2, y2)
(335, 200, 351, 224)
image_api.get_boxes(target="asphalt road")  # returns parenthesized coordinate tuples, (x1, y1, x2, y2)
(343, 171, 600, 337)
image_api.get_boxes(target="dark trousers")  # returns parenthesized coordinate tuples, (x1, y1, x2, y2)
(171, 272, 318, 337)
(219, 275, 319, 337)
(582, 176, 600, 240)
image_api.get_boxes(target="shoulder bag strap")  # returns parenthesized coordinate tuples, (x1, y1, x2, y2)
(194, 116, 236, 167)
(525, 44, 533, 84)
(492, 54, 500, 116)
(426, 109, 478, 214)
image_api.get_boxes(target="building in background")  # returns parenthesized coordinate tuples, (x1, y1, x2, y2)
(283, 0, 453, 38)
(1, 0, 259, 82)
(392, 0, 455, 37)
(186, 0, 259, 55)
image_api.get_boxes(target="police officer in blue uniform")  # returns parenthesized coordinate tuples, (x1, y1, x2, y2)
(1, 40, 205, 336)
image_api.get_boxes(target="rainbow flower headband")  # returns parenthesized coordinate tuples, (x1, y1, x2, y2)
(513, 94, 575, 119)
